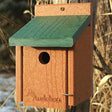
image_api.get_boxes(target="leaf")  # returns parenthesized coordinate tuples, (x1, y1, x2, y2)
(23, 10, 34, 17)
(98, 74, 112, 89)
(23, 10, 31, 14)
(109, 0, 112, 12)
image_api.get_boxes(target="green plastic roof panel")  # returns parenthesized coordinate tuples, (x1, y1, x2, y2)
(9, 15, 91, 47)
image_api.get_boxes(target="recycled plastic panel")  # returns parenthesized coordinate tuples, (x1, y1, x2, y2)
(16, 46, 23, 101)
(9, 15, 91, 47)
(35, 3, 91, 16)
(68, 26, 93, 106)
(23, 47, 68, 109)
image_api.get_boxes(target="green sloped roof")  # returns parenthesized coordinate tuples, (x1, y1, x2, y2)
(9, 15, 91, 47)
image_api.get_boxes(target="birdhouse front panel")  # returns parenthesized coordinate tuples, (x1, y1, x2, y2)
(23, 47, 67, 109)
(9, 3, 93, 110)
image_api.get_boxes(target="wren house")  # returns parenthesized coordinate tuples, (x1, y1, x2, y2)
(9, 3, 93, 110)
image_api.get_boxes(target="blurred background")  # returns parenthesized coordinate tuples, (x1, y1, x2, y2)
(0, 0, 112, 112)
(0, 0, 34, 111)
(0, 0, 31, 73)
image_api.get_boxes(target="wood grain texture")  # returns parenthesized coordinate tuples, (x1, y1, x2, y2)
(68, 26, 93, 106)
(35, 3, 91, 16)
(68, 48, 74, 105)
(9, 15, 91, 47)
(16, 46, 23, 101)
(23, 47, 67, 109)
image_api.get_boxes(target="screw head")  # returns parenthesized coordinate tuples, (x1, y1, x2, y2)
(60, 7, 65, 11)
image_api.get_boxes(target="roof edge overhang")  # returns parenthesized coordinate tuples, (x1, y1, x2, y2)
(9, 15, 91, 47)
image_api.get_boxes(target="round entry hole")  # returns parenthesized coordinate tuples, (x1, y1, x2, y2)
(39, 52, 50, 64)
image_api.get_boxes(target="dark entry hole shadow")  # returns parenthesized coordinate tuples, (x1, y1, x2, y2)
(39, 52, 50, 64)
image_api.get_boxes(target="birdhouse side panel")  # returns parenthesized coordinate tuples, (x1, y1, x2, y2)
(23, 47, 68, 109)
(16, 46, 23, 101)
(68, 49, 74, 105)
(68, 26, 93, 106)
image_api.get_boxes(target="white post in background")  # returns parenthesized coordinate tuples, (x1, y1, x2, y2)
(52, 0, 67, 4)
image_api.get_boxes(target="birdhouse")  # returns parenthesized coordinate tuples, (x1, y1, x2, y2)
(9, 3, 93, 110)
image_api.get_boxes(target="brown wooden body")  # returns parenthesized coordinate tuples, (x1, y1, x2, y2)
(17, 26, 92, 110)
(15, 3, 93, 110)
(68, 26, 93, 106)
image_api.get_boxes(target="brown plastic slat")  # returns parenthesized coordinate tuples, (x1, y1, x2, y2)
(35, 3, 91, 16)
(68, 26, 93, 106)
(16, 46, 23, 101)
